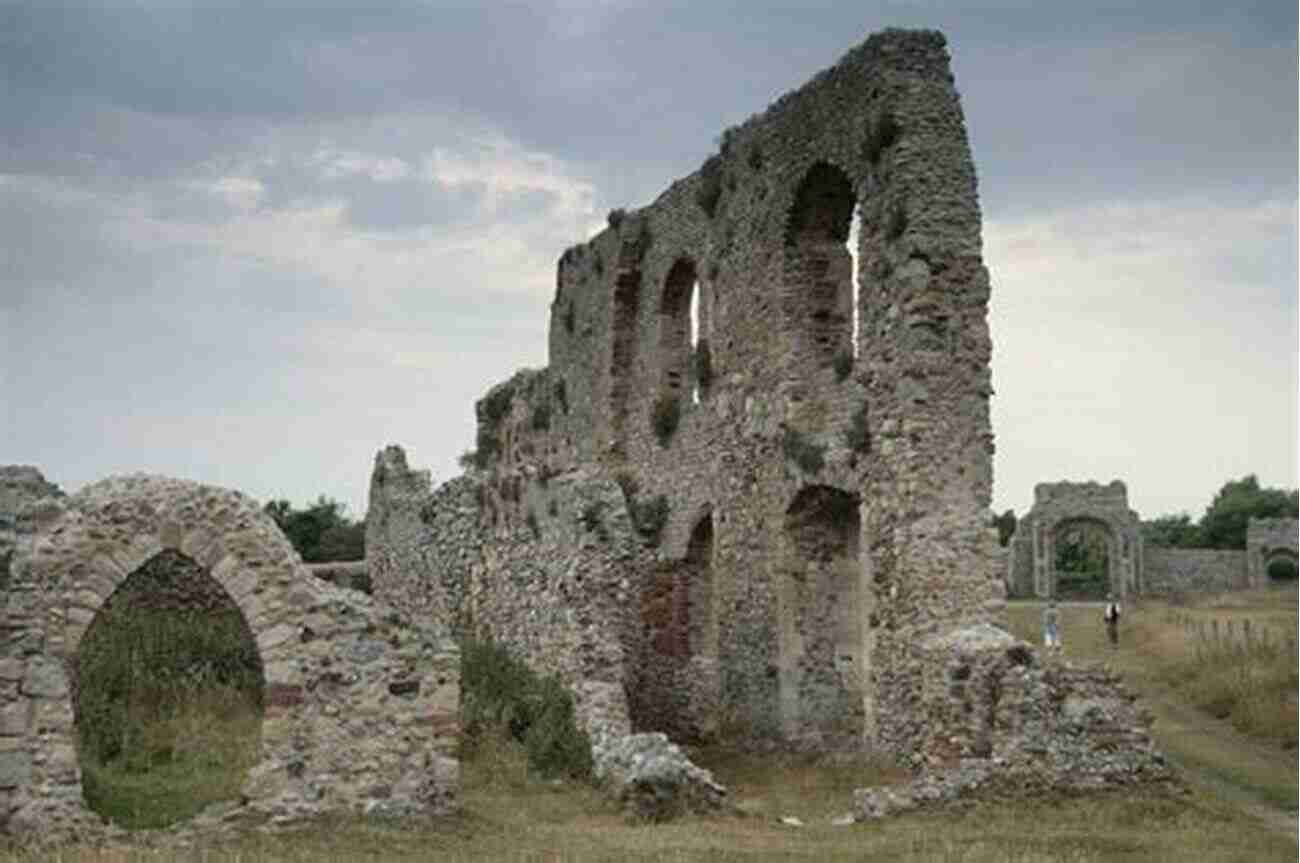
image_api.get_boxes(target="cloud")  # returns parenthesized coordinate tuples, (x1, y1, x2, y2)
(986, 195, 1298, 518)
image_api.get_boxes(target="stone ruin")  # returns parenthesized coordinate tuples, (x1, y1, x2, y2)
(1005, 481, 1144, 598)
(368, 27, 1170, 819)
(0, 28, 1180, 843)
(0, 469, 459, 843)
(1005, 479, 1299, 598)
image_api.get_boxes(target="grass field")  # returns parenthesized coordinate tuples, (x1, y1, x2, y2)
(3, 589, 1296, 861)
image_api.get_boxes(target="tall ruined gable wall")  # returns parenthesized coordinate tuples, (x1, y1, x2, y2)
(416, 28, 1000, 755)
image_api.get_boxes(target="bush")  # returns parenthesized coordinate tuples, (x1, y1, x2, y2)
(531, 402, 551, 432)
(632, 495, 670, 543)
(863, 110, 900, 164)
(833, 349, 853, 381)
(696, 155, 724, 218)
(607, 208, 626, 230)
(782, 427, 825, 475)
(885, 203, 908, 241)
(563, 303, 576, 334)
(652, 394, 681, 446)
(461, 639, 593, 780)
(554, 378, 569, 414)
(525, 509, 540, 540)
(580, 500, 607, 538)
(845, 402, 869, 454)
(693, 340, 713, 390)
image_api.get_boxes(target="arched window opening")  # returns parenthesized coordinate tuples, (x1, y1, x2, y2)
(1266, 553, 1298, 583)
(849, 204, 862, 359)
(74, 550, 264, 829)
(610, 268, 642, 443)
(784, 162, 857, 373)
(1053, 519, 1112, 600)
(779, 486, 863, 748)
(690, 283, 701, 404)
(630, 510, 717, 741)
(659, 258, 698, 410)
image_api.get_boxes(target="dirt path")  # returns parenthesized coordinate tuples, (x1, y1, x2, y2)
(1031, 600, 1299, 844)
(1141, 683, 1298, 841)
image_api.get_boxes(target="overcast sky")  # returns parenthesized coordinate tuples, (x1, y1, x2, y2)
(3, 0, 1296, 524)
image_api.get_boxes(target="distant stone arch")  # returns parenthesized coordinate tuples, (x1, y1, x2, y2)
(1007, 481, 1142, 598)
(1, 475, 458, 842)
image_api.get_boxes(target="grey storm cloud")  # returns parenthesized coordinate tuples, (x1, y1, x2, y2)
(2, 0, 1295, 518)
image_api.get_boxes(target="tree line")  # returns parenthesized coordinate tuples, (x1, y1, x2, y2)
(262, 496, 365, 562)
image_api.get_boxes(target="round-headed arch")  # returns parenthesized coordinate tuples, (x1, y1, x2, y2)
(2, 474, 461, 840)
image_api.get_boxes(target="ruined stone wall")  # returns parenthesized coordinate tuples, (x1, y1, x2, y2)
(0, 466, 65, 590)
(1246, 517, 1299, 586)
(1006, 481, 1143, 598)
(1142, 548, 1248, 595)
(369, 29, 1001, 758)
(1, 475, 459, 843)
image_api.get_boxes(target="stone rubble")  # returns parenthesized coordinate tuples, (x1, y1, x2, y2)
(591, 732, 727, 821)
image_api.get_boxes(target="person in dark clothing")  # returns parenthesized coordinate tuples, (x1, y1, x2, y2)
(1103, 593, 1122, 647)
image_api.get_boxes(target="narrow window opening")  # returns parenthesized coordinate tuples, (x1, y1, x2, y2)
(849, 205, 862, 358)
(690, 281, 700, 404)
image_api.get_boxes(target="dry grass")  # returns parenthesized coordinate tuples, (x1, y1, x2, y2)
(5, 730, 1295, 861)
(5, 590, 1295, 859)
(1006, 588, 1298, 811)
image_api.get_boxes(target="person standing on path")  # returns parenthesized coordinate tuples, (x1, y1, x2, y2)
(1042, 599, 1062, 651)
(1103, 593, 1122, 647)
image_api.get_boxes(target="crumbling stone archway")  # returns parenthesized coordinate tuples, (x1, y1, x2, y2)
(1, 475, 458, 842)
(1006, 481, 1142, 598)
(778, 485, 864, 749)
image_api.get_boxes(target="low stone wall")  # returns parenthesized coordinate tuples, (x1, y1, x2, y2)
(304, 561, 371, 594)
(1143, 548, 1248, 595)
(1, 474, 459, 844)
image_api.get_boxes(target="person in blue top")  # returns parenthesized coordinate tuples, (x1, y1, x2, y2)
(1042, 599, 1061, 651)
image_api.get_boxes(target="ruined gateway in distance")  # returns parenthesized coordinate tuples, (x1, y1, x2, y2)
(369, 27, 1167, 801)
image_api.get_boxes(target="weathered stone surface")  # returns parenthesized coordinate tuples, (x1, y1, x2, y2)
(853, 625, 1172, 819)
(368, 28, 1003, 769)
(592, 733, 726, 821)
(2, 474, 460, 844)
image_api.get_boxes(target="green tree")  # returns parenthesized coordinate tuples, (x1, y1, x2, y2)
(1199, 475, 1298, 550)
(991, 509, 1017, 547)
(1141, 513, 1202, 548)
(262, 496, 364, 562)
